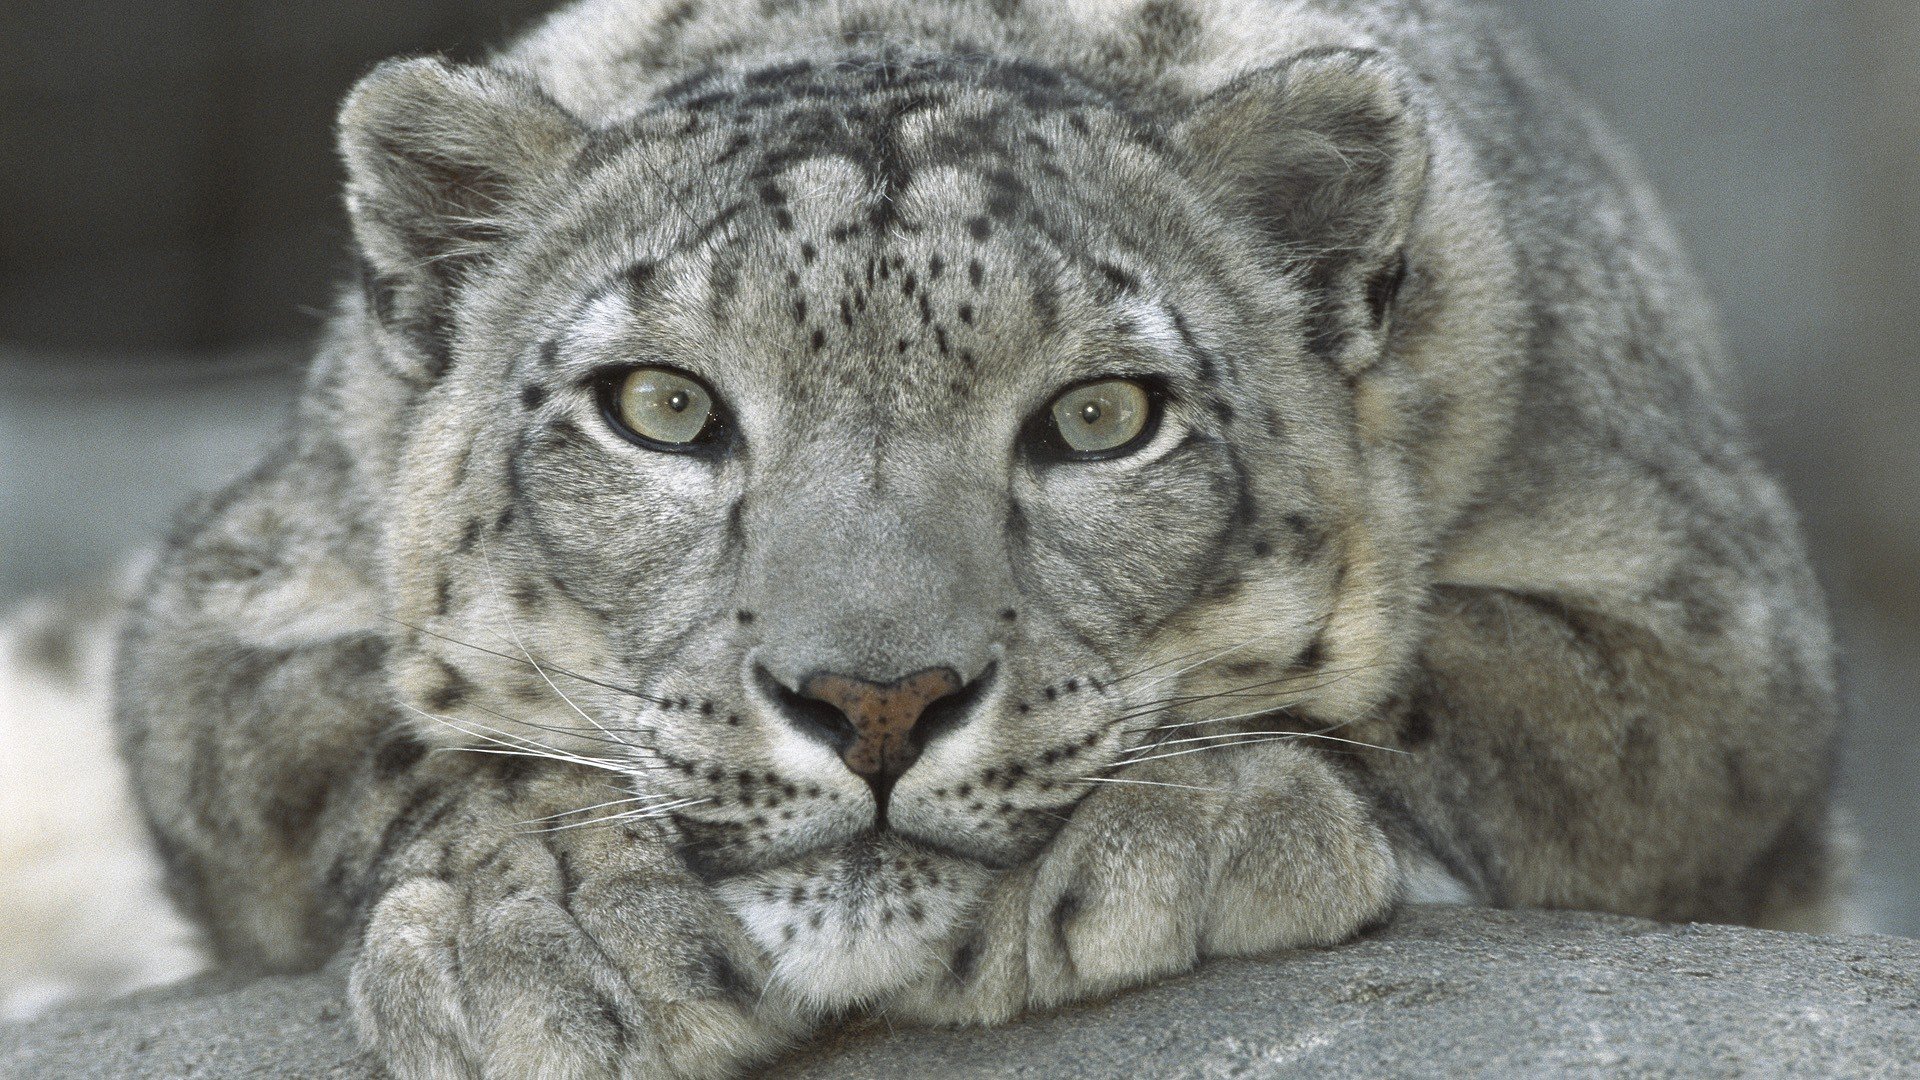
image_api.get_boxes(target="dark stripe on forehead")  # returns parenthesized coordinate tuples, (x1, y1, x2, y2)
(649, 48, 1111, 117)
(1168, 307, 1219, 382)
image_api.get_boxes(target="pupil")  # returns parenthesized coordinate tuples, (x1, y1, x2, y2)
(667, 390, 690, 412)
(1080, 401, 1103, 425)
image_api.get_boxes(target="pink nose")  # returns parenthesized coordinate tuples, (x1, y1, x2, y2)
(798, 667, 964, 780)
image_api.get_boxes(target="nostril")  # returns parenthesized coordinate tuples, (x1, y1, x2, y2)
(756, 666, 857, 751)
(912, 661, 995, 756)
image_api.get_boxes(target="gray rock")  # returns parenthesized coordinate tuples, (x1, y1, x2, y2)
(4, 907, 1917, 1079)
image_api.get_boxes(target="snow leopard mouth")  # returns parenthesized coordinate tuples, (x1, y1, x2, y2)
(711, 830, 999, 1009)
(676, 819, 1030, 886)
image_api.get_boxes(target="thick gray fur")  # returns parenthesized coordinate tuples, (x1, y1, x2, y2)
(112, 1, 1842, 1076)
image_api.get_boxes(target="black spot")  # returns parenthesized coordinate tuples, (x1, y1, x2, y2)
(958, 303, 974, 324)
(519, 383, 547, 410)
(792, 298, 808, 325)
(693, 948, 754, 1001)
(800, 242, 818, 264)
(510, 580, 543, 610)
(1000, 608, 1018, 622)
(736, 609, 755, 625)
(927, 254, 946, 280)
(1252, 540, 1273, 558)
(431, 575, 452, 616)
(1401, 708, 1436, 748)
(491, 753, 535, 790)
(809, 328, 826, 351)
(968, 260, 985, 288)
(543, 417, 587, 450)
(456, 519, 482, 554)
(966, 216, 993, 241)
(592, 993, 630, 1051)
(1299, 634, 1329, 672)
(1366, 252, 1409, 328)
(264, 776, 332, 850)
(1283, 513, 1329, 560)
(425, 663, 473, 713)
(623, 260, 659, 293)
(1049, 890, 1083, 950)
(1096, 263, 1139, 296)
(492, 506, 515, 533)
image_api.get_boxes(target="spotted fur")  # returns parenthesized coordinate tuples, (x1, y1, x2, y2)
(114, 1, 1841, 1076)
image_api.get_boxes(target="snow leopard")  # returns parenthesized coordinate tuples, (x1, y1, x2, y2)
(112, 0, 1843, 1075)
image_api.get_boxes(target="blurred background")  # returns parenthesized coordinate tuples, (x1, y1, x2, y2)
(0, 0, 1913, 938)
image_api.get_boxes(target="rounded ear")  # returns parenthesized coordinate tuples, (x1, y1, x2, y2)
(1176, 49, 1429, 368)
(338, 56, 586, 293)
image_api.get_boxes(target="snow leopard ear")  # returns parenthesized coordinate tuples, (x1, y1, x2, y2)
(1177, 48, 1429, 367)
(338, 57, 585, 307)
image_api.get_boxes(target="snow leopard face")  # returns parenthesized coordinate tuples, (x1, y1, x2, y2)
(344, 42, 1420, 1004)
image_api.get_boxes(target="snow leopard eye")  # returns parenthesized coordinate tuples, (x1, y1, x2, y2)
(1042, 378, 1159, 459)
(600, 366, 726, 450)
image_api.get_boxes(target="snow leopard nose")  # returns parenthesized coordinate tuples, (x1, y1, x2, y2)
(765, 664, 992, 810)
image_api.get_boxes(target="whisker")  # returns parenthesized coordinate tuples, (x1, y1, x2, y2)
(464, 699, 648, 752)
(1069, 776, 1229, 794)
(1105, 662, 1386, 730)
(1121, 722, 1406, 757)
(1105, 637, 1269, 686)
(1282, 731, 1410, 755)
(1132, 628, 1291, 693)
(383, 615, 673, 707)
(1111, 734, 1301, 766)
(478, 546, 622, 745)
(404, 704, 631, 775)
(519, 798, 712, 834)
(1120, 728, 1327, 754)
(1101, 670, 1349, 727)
(1142, 702, 1310, 734)
(514, 793, 683, 827)
(437, 745, 633, 774)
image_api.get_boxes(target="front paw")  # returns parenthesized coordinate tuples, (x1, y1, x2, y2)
(883, 743, 1396, 1026)
(349, 827, 805, 1080)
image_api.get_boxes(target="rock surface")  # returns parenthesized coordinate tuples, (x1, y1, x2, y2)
(4, 907, 1917, 1079)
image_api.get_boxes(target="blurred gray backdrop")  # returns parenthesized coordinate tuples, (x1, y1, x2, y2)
(1, 0, 1914, 935)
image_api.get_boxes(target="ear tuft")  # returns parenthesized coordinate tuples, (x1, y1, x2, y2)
(1178, 48, 1429, 347)
(338, 57, 585, 284)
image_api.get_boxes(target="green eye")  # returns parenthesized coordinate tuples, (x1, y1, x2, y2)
(609, 367, 721, 448)
(1048, 378, 1154, 456)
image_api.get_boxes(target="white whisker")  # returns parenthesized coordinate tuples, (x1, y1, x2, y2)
(1134, 627, 1290, 693)
(513, 793, 683, 826)
(1070, 776, 1228, 794)
(520, 798, 711, 834)
(403, 703, 630, 775)
(477, 544, 623, 745)
(1112, 734, 1298, 766)
(1283, 731, 1410, 755)
(1121, 728, 1321, 754)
